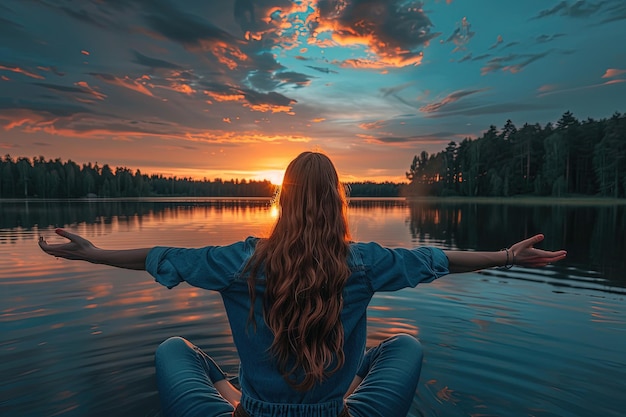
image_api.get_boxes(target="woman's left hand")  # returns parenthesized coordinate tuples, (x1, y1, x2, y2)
(509, 234, 567, 268)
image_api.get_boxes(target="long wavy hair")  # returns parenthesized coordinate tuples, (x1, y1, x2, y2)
(247, 151, 351, 391)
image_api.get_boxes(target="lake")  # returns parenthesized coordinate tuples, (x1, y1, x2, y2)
(1, 198, 625, 417)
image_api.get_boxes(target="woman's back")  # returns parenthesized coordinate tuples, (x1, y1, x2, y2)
(148, 234, 450, 416)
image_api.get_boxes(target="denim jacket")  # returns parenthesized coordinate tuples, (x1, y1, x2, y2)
(146, 237, 449, 417)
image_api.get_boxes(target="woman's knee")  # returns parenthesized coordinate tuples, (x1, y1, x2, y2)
(384, 333, 424, 369)
(155, 336, 192, 362)
(388, 333, 423, 357)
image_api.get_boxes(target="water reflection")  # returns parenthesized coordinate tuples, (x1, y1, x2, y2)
(405, 199, 626, 285)
(1, 198, 625, 417)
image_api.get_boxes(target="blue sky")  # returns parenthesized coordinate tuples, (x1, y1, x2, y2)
(1, 0, 625, 182)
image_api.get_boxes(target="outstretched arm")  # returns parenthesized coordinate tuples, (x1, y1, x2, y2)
(39, 228, 151, 270)
(443, 234, 566, 273)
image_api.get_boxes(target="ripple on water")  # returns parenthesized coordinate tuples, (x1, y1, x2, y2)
(2, 203, 626, 417)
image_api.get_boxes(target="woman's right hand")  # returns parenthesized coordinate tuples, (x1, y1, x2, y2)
(39, 228, 150, 270)
(39, 228, 97, 261)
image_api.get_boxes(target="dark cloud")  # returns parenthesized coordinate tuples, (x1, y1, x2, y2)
(242, 89, 295, 107)
(305, 65, 338, 74)
(472, 54, 491, 61)
(314, 0, 439, 66)
(274, 71, 313, 88)
(488, 35, 503, 50)
(367, 131, 457, 144)
(233, 0, 256, 33)
(30, 0, 124, 31)
(534, 1, 571, 19)
(536, 33, 566, 43)
(56, 5, 112, 29)
(424, 101, 554, 119)
(420, 89, 487, 114)
(444, 17, 475, 52)
(371, 136, 418, 143)
(599, 1, 626, 23)
(380, 83, 417, 109)
(141, 4, 236, 48)
(246, 71, 280, 91)
(233, 0, 295, 37)
(0, 96, 92, 117)
(380, 83, 413, 97)
(0, 16, 23, 37)
(567, 0, 604, 17)
(0, 2, 13, 13)
(240, 52, 287, 90)
(132, 50, 184, 70)
(533, 1, 604, 19)
(252, 52, 285, 73)
(502, 41, 520, 49)
(33, 82, 92, 95)
(481, 51, 551, 75)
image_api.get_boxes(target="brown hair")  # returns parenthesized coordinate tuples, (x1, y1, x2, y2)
(247, 151, 351, 390)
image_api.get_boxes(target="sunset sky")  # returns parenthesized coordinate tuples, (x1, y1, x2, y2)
(1, 0, 625, 183)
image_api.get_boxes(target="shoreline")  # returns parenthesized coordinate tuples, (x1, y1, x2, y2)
(404, 195, 626, 206)
(1, 195, 625, 206)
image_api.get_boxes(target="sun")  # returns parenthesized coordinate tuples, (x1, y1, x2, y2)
(253, 169, 285, 186)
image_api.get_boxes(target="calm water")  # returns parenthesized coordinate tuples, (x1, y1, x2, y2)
(1, 198, 625, 417)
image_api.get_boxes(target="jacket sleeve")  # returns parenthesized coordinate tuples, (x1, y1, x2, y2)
(146, 240, 253, 290)
(358, 242, 450, 292)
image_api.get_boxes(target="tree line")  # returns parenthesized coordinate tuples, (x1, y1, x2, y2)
(0, 156, 401, 199)
(0, 157, 277, 198)
(405, 111, 626, 198)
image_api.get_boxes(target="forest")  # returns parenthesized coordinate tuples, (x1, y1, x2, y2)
(0, 153, 404, 198)
(0, 111, 624, 199)
(405, 111, 626, 198)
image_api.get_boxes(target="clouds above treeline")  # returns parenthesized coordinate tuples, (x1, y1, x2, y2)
(1, 0, 625, 181)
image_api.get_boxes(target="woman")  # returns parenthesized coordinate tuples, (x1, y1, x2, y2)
(38, 152, 566, 417)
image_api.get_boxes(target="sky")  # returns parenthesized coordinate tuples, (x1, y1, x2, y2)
(1, 0, 625, 183)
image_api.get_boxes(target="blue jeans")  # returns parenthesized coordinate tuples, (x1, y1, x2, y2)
(155, 334, 423, 417)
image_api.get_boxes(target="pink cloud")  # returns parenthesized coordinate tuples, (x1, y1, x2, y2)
(602, 68, 626, 79)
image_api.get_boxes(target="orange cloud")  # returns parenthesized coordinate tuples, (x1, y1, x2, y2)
(204, 91, 245, 102)
(0, 65, 45, 79)
(359, 120, 387, 130)
(309, 4, 430, 68)
(168, 83, 196, 95)
(0, 107, 310, 147)
(0, 110, 59, 131)
(196, 40, 248, 70)
(244, 103, 294, 114)
(335, 58, 390, 70)
(75, 81, 107, 100)
(92, 74, 155, 97)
